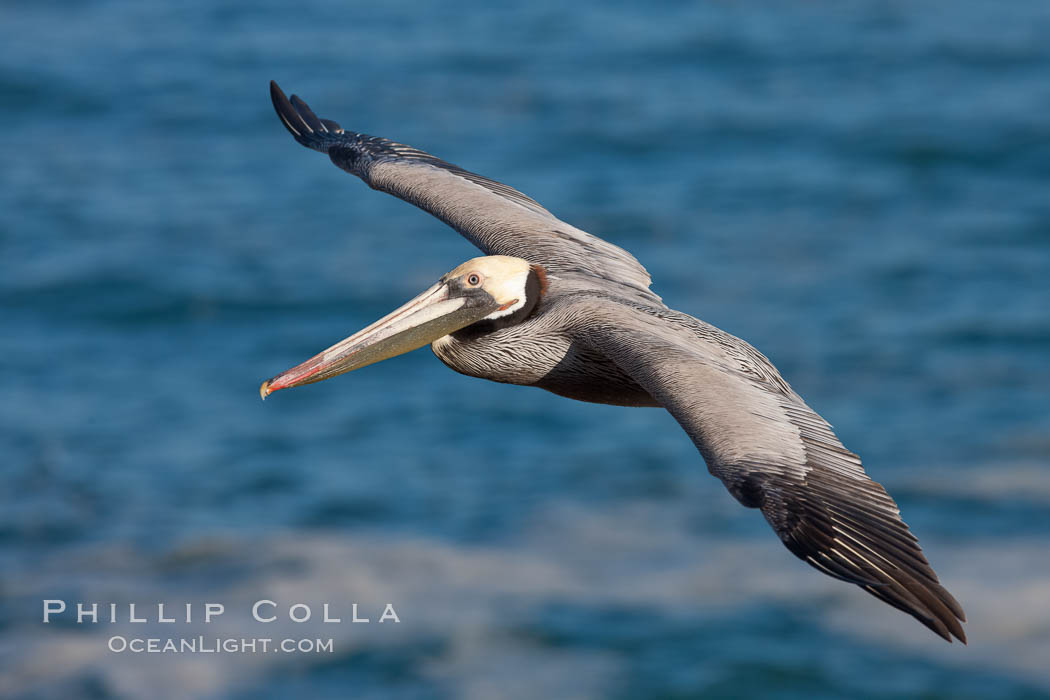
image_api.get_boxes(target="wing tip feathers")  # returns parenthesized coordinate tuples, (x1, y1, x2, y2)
(270, 80, 339, 152)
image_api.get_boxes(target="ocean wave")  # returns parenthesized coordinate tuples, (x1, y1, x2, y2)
(3, 500, 1048, 699)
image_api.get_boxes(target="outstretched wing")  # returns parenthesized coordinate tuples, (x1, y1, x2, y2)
(270, 81, 659, 303)
(569, 296, 966, 642)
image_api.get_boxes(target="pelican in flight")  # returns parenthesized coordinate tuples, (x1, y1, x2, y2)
(262, 81, 965, 643)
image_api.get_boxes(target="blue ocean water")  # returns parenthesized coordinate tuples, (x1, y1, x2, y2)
(2, 1, 1049, 697)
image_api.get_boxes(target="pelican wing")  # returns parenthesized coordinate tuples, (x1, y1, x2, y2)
(270, 81, 658, 302)
(570, 297, 966, 642)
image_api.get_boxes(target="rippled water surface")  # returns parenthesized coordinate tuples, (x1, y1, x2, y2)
(2, 1, 1049, 698)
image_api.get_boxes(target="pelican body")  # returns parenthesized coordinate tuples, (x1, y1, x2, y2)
(262, 82, 966, 643)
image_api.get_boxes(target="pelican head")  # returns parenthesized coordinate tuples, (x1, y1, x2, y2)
(260, 255, 546, 398)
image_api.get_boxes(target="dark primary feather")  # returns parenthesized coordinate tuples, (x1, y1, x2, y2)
(564, 294, 966, 642)
(269, 81, 659, 303)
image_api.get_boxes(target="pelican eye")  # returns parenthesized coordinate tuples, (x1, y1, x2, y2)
(466, 273, 482, 286)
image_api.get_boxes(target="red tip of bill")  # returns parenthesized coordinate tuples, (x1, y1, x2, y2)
(259, 359, 326, 400)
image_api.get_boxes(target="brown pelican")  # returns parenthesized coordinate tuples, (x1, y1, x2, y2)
(262, 81, 966, 643)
